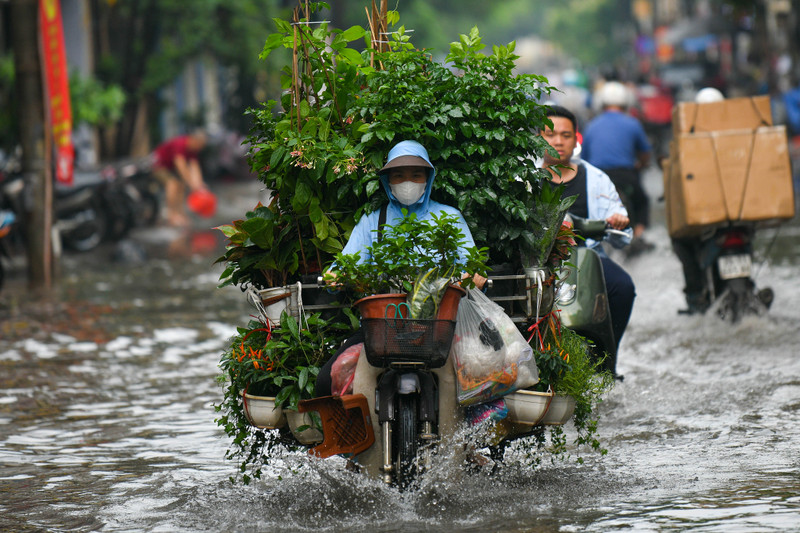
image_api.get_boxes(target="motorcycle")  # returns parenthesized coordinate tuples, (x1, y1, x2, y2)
(553, 217, 630, 376)
(690, 224, 772, 323)
(482, 216, 627, 376)
(247, 272, 574, 489)
(0, 209, 15, 291)
(106, 158, 161, 228)
(54, 175, 110, 252)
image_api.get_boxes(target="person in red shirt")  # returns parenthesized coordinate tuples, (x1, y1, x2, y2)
(152, 130, 209, 226)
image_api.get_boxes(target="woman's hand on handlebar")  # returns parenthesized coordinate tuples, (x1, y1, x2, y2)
(606, 213, 629, 230)
(322, 270, 342, 289)
(461, 272, 487, 290)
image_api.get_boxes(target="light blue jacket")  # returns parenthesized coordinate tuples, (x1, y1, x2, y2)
(341, 140, 476, 264)
(580, 161, 633, 250)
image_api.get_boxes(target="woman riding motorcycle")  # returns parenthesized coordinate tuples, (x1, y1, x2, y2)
(315, 140, 483, 397)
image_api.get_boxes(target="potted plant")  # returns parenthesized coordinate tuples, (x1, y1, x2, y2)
(329, 209, 489, 316)
(215, 311, 356, 483)
(522, 313, 615, 461)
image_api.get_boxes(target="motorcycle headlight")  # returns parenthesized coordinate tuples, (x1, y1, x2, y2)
(556, 283, 576, 304)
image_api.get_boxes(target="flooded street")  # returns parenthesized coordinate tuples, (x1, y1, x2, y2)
(2, 175, 800, 532)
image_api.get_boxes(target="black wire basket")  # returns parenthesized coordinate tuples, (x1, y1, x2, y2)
(361, 318, 456, 368)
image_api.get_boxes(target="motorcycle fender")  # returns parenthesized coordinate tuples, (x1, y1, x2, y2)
(397, 373, 420, 394)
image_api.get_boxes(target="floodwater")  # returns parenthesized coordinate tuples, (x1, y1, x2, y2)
(1, 175, 800, 532)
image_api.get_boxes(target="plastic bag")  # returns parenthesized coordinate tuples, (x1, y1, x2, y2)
(451, 289, 537, 405)
(331, 343, 363, 397)
(469, 289, 538, 388)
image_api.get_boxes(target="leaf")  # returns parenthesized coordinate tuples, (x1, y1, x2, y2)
(340, 25, 366, 42)
(283, 312, 300, 340)
(338, 48, 363, 65)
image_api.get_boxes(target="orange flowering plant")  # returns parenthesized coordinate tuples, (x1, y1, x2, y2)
(218, 313, 354, 409)
(215, 311, 355, 483)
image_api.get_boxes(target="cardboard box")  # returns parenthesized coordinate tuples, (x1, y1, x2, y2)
(672, 95, 772, 136)
(664, 125, 796, 237)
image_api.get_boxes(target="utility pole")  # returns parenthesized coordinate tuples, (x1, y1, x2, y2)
(10, 0, 53, 290)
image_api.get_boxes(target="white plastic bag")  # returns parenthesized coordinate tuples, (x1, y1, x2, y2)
(451, 289, 538, 405)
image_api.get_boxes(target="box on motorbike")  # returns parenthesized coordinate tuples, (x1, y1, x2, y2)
(664, 125, 796, 238)
(672, 95, 772, 136)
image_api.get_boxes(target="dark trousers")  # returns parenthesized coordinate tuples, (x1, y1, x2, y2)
(600, 254, 636, 351)
(671, 236, 706, 305)
(603, 167, 650, 229)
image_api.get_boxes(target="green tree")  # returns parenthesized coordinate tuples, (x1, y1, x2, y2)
(91, 0, 286, 157)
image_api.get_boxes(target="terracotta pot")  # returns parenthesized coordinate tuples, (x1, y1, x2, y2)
(353, 293, 407, 319)
(436, 284, 466, 321)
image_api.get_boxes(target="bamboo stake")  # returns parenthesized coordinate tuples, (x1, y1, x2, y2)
(292, 7, 301, 133)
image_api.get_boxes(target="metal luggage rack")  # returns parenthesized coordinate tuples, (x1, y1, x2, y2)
(485, 271, 553, 324)
(249, 282, 347, 325)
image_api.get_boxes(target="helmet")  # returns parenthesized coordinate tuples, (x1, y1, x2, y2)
(598, 81, 630, 108)
(695, 87, 724, 103)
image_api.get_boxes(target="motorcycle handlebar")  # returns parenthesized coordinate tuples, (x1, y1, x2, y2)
(570, 215, 629, 241)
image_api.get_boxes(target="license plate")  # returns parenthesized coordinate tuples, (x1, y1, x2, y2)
(718, 254, 752, 280)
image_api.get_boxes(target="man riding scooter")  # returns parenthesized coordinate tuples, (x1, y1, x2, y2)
(540, 105, 635, 375)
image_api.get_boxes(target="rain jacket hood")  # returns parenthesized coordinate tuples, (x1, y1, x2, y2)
(379, 140, 436, 215)
(340, 140, 475, 264)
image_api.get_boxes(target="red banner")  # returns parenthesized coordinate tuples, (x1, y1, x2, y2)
(39, 0, 74, 185)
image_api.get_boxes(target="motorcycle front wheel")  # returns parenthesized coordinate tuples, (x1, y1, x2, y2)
(395, 394, 418, 489)
(60, 202, 108, 252)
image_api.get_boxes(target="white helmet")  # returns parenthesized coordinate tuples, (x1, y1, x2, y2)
(695, 87, 724, 103)
(599, 81, 629, 108)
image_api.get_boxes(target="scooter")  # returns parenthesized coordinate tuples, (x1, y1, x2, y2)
(250, 279, 572, 489)
(54, 177, 109, 252)
(694, 224, 772, 323)
(0, 209, 15, 291)
(553, 216, 629, 376)
(481, 217, 626, 376)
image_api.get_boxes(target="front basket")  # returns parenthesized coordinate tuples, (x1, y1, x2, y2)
(361, 318, 455, 368)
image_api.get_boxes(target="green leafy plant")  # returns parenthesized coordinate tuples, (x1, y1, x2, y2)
(523, 314, 615, 462)
(520, 184, 576, 269)
(349, 26, 557, 265)
(215, 202, 305, 289)
(329, 210, 489, 299)
(215, 311, 356, 483)
(69, 73, 126, 127)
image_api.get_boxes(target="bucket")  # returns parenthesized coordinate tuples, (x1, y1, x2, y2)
(258, 287, 293, 325)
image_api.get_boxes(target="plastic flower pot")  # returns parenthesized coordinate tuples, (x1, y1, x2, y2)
(242, 392, 286, 429)
(504, 389, 554, 426)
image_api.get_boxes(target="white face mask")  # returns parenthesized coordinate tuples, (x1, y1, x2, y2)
(390, 181, 426, 205)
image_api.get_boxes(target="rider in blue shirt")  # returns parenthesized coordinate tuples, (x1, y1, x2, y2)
(583, 81, 652, 253)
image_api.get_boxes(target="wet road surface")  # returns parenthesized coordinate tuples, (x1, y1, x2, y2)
(1, 176, 800, 532)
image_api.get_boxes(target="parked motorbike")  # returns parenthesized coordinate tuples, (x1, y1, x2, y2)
(54, 175, 110, 252)
(0, 209, 15, 291)
(691, 224, 772, 323)
(108, 159, 161, 228)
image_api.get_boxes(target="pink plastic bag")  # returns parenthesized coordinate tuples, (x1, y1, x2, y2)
(331, 343, 363, 397)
